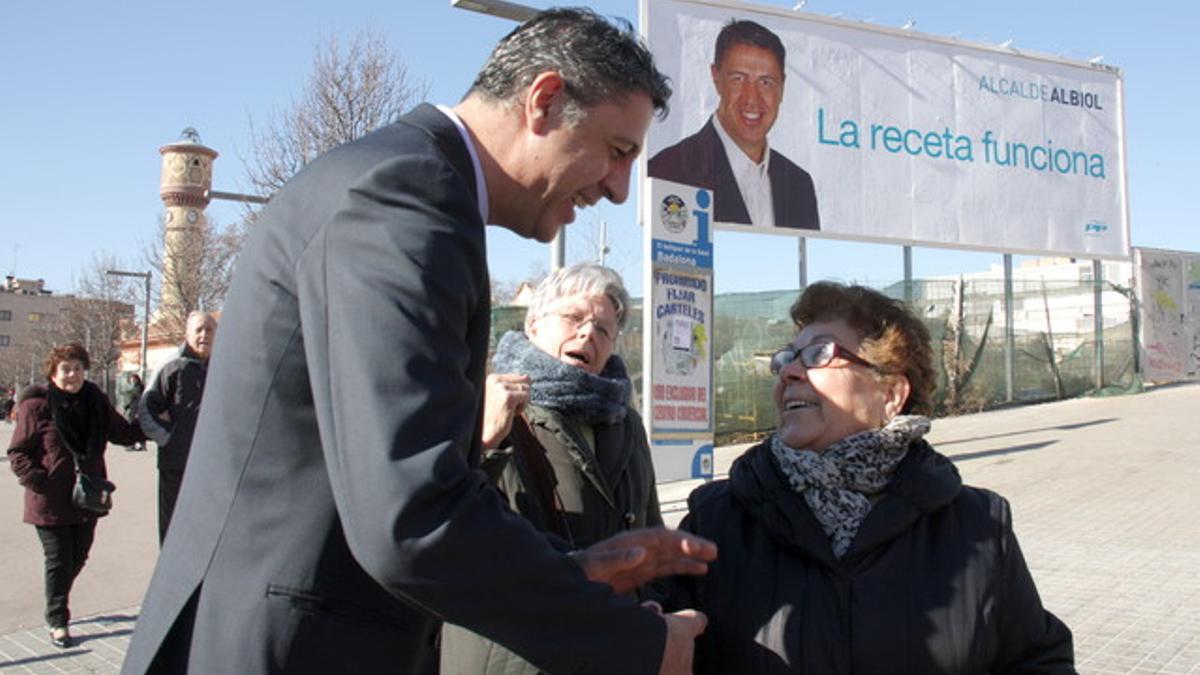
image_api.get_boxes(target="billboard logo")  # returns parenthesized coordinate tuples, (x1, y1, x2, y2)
(659, 194, 687, 234)
(979, 75, 1104, 111)
(1084, 221, 1108, 237)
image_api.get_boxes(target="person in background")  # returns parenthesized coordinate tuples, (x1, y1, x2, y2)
(657, 282, 1075, 673)
(7, 342, 144, 648)
(116, 372, 145, 451)
(122, 9, 714, 675)
(442, 262, 662, 674)
(1, 389, 14, 423)
(139, 311, 216, 543)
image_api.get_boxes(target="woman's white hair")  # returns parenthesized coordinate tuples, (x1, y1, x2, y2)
(524, 262, 632, 333)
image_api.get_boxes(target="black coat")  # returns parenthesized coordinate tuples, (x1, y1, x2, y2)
(121, 104, 666, 675)
(139, 346, 207, 470)
(661, 438, 1075, 674)
(485, 404, 663, 547)
(648, 117, 820, 230)
(8, 382, 143, 526)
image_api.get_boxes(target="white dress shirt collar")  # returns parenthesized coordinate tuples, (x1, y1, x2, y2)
(713, 115, 775, 228)
(436, 104, 489, 224)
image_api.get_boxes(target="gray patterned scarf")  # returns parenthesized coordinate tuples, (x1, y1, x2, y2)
(491, 331, 631, 425)
(770, 415, 931, 558)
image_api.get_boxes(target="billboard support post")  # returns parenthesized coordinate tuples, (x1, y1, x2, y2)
(903, 246, 913, 304)
(797, 237, 808, 288)
(1004, 254, 1014, 402)
(1094, 259, 1105, 389)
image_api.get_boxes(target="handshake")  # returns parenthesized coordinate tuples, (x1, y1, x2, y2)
(572, 528, 718, 675)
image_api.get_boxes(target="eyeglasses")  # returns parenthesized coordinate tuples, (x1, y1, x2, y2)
(769, 340, 879, 375)
(555, 309, 618, 342)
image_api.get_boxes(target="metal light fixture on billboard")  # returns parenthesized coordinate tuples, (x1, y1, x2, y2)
(450, 0, 537, 23)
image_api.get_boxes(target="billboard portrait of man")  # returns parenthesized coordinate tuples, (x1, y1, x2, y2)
(648, 19, 819, 230)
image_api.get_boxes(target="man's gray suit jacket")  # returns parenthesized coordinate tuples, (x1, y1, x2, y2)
(121, 104, 666, 675)
(648, 117, 820, 230)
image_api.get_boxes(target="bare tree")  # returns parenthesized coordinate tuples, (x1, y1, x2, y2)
(66, 254, 138, 392)
(491, 277, 519, 306)
(143, 214, 243, 334)
(940, 276, 993, 413)
(0, 338, 47, 393)
(244, 29, 428, 198)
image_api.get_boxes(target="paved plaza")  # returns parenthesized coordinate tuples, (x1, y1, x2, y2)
(2, 382, 1198, 673)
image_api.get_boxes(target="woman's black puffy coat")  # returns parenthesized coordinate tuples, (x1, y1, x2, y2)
(662, 439, 1075, 674)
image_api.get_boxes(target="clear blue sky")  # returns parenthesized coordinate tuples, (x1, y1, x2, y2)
(2, 0, 1195, 299)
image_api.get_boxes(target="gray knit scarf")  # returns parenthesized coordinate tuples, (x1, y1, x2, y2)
(491, 331, 631, 425)
(770, 415, 931, 558)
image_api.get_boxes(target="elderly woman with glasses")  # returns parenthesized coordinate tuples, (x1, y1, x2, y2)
(440, 262, 663, 675)
(657, 281, 1075, 674)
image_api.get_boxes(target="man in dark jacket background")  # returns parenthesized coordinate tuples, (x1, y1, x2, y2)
(139, 310, 216, 543)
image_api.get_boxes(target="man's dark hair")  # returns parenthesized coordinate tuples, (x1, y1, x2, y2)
(467, 7, 671, 122)
(714, 19, 786, 72)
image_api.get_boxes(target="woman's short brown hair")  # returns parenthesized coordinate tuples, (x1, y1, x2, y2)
(44, 342, 90, 381)
(790, 282, 936, 415)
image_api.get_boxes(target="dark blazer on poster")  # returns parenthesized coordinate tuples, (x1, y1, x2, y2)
(120, 104, 666, 675)
(648, 117, 820, 230)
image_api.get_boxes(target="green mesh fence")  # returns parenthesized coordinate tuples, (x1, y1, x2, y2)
(490, 276, 1140, 444)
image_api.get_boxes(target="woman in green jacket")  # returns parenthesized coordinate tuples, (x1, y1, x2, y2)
(440, 263, 662, 675)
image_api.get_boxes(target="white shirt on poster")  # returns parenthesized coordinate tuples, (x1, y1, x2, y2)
(713, 115, 774, 228)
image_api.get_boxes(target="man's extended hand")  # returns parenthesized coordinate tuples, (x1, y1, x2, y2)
(574, 527, 717, 595)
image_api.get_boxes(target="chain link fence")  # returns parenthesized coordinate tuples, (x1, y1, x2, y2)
(491, 275, 1141, 445)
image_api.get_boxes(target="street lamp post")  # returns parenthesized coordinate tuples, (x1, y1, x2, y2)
(106, 269, 152, 383)
(204, 189, 269, 205)
(449, 0, 567, 270)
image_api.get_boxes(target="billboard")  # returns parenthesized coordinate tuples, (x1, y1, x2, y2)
(642, 0, 1130, 259)
(1135, 247, 1200, 382)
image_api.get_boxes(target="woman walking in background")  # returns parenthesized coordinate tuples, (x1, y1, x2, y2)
(7, 342, 144, 648)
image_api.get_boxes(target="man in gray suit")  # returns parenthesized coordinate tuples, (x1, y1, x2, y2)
(122, 8, 714, 675)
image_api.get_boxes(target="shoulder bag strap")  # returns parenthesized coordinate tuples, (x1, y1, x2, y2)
(508, 414, 572, 544)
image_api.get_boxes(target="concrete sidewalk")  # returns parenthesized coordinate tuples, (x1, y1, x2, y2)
(2, 382, 1198, 674)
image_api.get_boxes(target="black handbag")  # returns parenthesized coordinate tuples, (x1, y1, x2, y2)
(71, 456, 116, 515)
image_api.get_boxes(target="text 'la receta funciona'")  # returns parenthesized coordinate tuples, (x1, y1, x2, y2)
(816, 108, 1107, 179)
